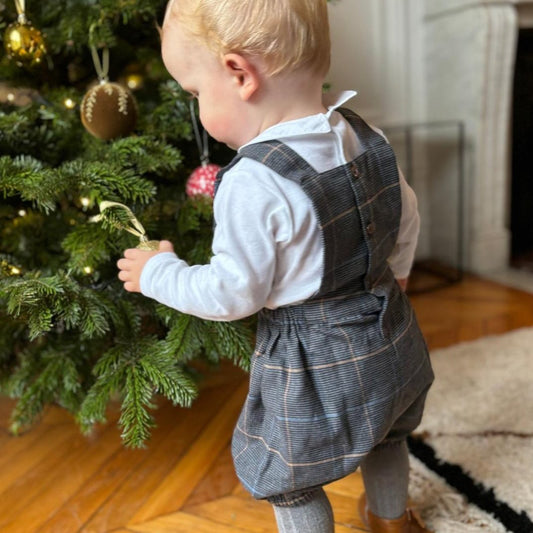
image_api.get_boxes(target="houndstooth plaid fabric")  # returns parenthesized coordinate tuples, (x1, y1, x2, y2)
(216, 109, 434, 505)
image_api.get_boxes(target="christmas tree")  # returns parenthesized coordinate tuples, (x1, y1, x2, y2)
(0, 0, 253, 447)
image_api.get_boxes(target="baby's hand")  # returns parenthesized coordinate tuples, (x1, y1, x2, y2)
(117, 240, 174, 293)
(396, 278, 408, 292)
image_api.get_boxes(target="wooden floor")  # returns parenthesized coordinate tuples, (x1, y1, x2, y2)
(2, 274, 533, 532)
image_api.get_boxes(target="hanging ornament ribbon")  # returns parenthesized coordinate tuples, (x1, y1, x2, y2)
(90, 45, 110, 84)
(13, 0, 26, 21)
(93, 201, 159, 251)
(189, 99, 210, 165)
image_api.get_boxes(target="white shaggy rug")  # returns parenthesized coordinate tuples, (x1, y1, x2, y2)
(407, 327, 533, 533)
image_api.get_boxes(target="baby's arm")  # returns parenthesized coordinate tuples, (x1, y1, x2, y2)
(117, 240, 175, 293)
(114, 168, 281, 321)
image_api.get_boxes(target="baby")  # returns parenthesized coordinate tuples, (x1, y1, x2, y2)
(117, 1, 434, 532)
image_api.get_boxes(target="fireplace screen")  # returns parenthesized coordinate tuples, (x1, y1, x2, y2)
(383, 121, 465, 293)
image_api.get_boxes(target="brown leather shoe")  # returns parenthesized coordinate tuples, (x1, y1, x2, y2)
(358, 493, 433, 533)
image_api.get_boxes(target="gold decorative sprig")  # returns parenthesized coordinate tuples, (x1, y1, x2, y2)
(92, 201, 159, 250)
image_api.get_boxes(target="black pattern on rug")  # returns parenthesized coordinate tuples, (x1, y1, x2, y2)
(406, 328, 533, 532)
(408, 435, 533, 533)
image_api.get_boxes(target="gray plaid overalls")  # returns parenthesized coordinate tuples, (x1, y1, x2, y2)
(215, 108, 434, 506)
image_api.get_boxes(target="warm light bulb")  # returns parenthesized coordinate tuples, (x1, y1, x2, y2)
(83, 266, 93, 275)
(18, 209, 27, 217)
(10, 266, 21, 275)
(64, 97, 76, 109)
(125, 74, 143, 90)
(80, 197, 90, 208)
(7, 93, 15, 102)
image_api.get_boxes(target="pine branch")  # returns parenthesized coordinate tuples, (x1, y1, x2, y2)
(120, 364, 156, 448)
(106, 136, 183, 176)
(0, 271, 119, 340)
(2, 273, 73, 339)
(143, 81, 194, 142)
(62, 222, 122, 274)
(140, 349, 197, 407)
(77, 344, 125, 432)
(77, 287, 114, 339)
(113, 298, 144, 338)
(208, 321, 254, 371)
(0, 105, 81, 165)
(156, 309, 253, 370)
(0, 155, 68, 213)
(79, 336, 198, 448)
(58, 159, 156, 205)
(159, 312, 203, 362)
(0, 313, 26, 387)
(175, 196, 216, 265)
(7, 347, 84, 435)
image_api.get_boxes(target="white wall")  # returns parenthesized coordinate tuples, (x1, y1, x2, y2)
(327, 0, 426, 127)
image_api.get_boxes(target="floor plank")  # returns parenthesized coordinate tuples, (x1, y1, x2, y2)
(184, 495, 276, 532)
(0, 422, 75, 496)
(0, 421, 123, 532)
(182, 442, 239, 508)
(129, 511, 253, 533)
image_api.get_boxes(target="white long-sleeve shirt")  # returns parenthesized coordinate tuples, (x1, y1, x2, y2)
(140, 91, 420, 321)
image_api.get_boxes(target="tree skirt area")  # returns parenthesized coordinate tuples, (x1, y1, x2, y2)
(406, 328, 533, 533)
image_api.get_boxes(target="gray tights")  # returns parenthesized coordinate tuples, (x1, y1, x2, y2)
(273, 488, 334, 533)
(272, 439, 409, 532)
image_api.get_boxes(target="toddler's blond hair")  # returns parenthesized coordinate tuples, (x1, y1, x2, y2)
(165, 0, 330, 77)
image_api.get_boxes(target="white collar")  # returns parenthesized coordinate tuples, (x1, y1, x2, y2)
(239, 90, 357, 151)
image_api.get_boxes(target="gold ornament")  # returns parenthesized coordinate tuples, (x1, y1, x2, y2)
(80, 81, 138, 140)
(4, 1, 46, 68)
(136, 240, 160, 251)
(4, 17, 46, 67)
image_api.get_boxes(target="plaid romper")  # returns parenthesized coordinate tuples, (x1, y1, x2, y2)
(216, 108, 434, 505)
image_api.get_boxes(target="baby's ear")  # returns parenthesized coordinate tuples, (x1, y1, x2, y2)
(222, 53, 260, 101)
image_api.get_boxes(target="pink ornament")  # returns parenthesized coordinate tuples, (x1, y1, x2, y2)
(185, 163, 220, 198)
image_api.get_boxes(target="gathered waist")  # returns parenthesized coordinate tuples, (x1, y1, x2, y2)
(260, 291, 384, 326)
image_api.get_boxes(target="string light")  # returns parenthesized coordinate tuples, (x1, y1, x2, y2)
(83, 266, 93, 275)
(1, 260, 22, 276)
(80, 197, 90, 208)
(18, 209, 27, 217)
(124, 74, 143, 90)
(7, 92, 15, 102)
(63, 97, 75, 109)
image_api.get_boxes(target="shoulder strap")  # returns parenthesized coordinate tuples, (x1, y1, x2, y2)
(215, 140, 316, 195)
(336, 107, 388, 149)
(214, 153, 242, 196)
(238, 140, 316, 184)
